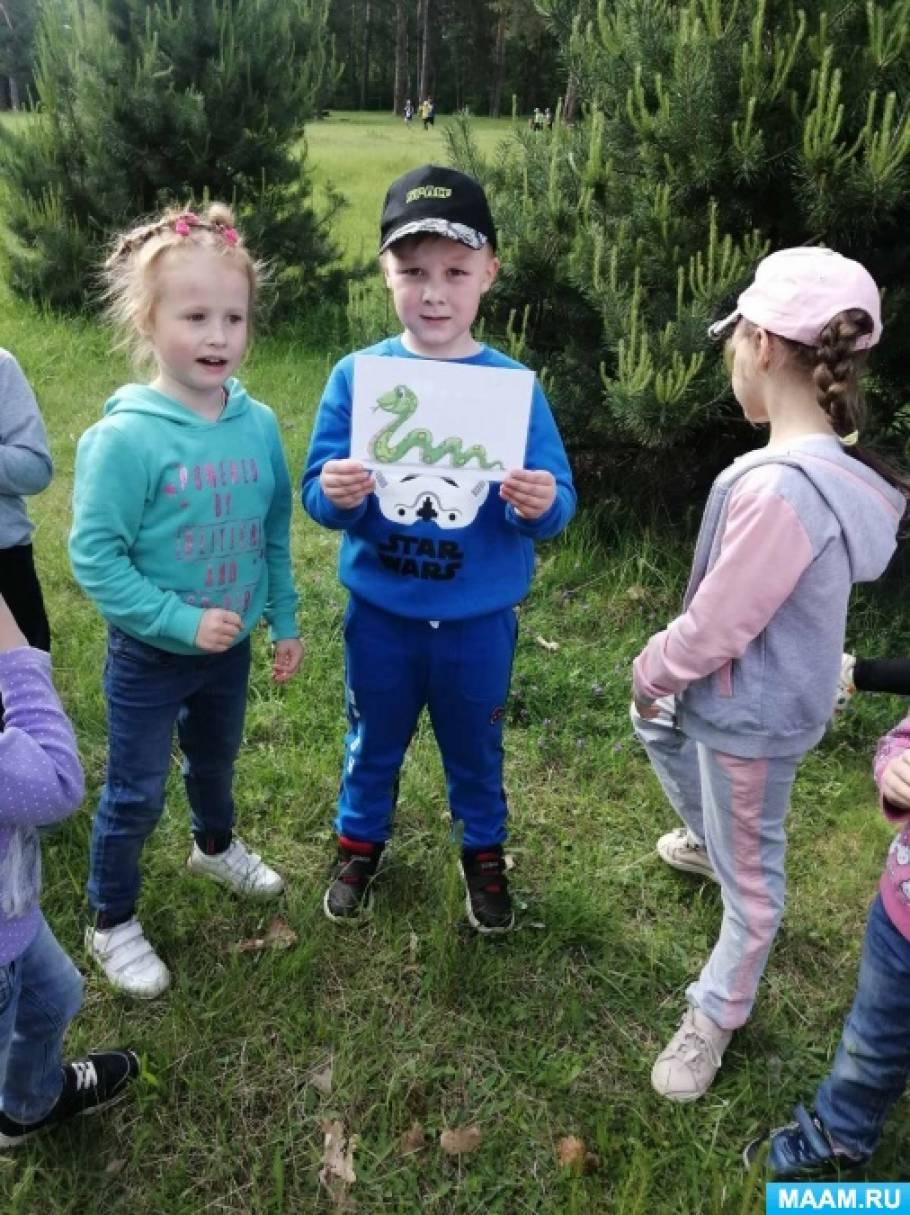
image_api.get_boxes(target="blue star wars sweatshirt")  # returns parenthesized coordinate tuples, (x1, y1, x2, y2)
(302, 338, 576, 620)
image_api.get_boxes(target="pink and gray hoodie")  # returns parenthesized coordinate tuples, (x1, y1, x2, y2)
(874, 718, 910, 942)
(634, 434, 905, 759)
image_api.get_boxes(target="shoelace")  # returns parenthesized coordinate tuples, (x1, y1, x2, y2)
(469, 854, 503, 893)
(340, 854, 375, 886)
(70, 1061, 99, 1092)
(675, 1023, 724, 1068)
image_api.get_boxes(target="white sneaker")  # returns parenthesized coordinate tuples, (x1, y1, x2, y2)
(833, 653, 856, 716)
(656, 827, 718, 882)
(86, 917, 170, 1000)
(651, 1006, 733, 1102)
(186, 837, 284, 899)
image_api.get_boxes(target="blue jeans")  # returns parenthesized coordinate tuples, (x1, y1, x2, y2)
(337, 598, 517, 849)
(87, 627, 251, 921)
(815, 894, 910, 1159)
(0, 917, 83, 1124)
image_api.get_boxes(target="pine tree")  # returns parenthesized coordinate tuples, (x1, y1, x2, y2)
(452, 0, 910, 494)
(0, 0, 343, 316)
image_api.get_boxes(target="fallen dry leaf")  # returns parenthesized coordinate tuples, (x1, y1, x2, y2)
(557, 1135, 586, 1172)
(503, 853, 515, 872)
(556, 1135, 599, 1174)
(233, 915, 298, 954)
(625, 584, 647, 602)
(535, 635, 560, 652)
(104, 1157, 126, 1175)
(399, 1122, 426, 1155)
(308, 1057, 334, 1096)
(439, 1124, 482, 1156)
(319, 1119, 358, 1208)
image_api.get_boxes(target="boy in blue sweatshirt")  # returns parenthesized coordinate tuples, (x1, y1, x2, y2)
(302, 165, 576, 932)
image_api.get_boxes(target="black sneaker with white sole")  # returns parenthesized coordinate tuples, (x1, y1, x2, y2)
(460, 845, 514, 934)
(323, 836, 385, 922)
(0, 1048, 139, 1148)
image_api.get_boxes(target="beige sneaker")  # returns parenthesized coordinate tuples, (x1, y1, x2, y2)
(86, 917, 170, 1000)
(656, 827, 718, 882)
(651, 1006, 732, 1102)
(833, 653, 856, 716)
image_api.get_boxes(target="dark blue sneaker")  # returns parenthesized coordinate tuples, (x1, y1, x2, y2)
(743, 1105, 868, 1179)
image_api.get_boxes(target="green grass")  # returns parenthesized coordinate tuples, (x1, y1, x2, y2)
(0, 112, 909, 1212)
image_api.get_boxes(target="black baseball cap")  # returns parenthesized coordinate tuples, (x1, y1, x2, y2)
(378, 164, 497, 254)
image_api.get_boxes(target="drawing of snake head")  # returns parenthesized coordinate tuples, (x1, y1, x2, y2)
(374, 384, 418, 417)
(373, 471, 490, 529)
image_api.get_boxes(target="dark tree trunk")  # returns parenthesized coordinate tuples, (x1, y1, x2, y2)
(418, 0, 431, 102)
(488, 11, 506, 118)
(392, 0, 407, 114)
(359, 0, 372, 109)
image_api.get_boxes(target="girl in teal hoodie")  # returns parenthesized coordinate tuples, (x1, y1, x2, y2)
(69, 204, 303, 1000)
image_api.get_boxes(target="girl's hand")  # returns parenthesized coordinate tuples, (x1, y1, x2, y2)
(0, 595, 28, 653)
(499, 469, 556, 520)
(882, 750, 910, 811)
(633, 692, 660, 720)
(321, 459, 375, 509)
(195, 608, 242, 653)
(272, 637, 304, 684)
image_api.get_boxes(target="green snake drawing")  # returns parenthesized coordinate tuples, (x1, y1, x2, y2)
(369, 385, 505, 470)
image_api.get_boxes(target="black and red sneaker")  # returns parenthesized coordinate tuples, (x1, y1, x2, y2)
(323, 836, 385, 923)
(459, 845, 514, 934)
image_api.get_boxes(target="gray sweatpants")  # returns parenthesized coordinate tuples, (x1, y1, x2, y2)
(632, 697, 802, 1030)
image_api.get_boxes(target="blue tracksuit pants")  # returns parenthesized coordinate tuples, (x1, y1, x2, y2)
(335, 596, 517, 848)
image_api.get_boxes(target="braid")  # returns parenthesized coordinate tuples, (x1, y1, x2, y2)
(812, 309, 872, 440)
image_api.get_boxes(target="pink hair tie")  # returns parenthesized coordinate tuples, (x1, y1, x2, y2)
(223, 227, 238, 246)
(173, 212, 200, 236)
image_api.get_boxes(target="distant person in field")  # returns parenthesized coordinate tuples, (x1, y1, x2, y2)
(744, 708, 910, 1178)
(421, 97, 435, 129)
(0, 592, 139, 1149)
(631, 248, 908, 1103)
(404, 98, 413, 126)
(302, 164, 576, 933)
(544, 106, 553, 129)
(69, 204, 303, 1001)
(532, 107, 543, 131)
(0, 350, 52, 654)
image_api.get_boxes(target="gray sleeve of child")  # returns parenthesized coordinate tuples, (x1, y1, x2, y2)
(0, 350, 53, 496)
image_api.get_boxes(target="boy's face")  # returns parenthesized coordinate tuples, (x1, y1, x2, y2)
(382, 236, 499, 359)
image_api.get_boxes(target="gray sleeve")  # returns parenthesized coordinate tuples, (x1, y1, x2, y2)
(0, 351, 53, 496)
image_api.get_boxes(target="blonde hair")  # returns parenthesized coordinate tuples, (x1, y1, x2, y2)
(103, 202, 262, 365)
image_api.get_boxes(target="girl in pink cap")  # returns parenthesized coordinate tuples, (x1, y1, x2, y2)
(630, 247, 910, 1102)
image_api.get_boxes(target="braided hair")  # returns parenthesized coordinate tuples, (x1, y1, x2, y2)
(790, 310, 910, 499)
(740, 312, 910, 501)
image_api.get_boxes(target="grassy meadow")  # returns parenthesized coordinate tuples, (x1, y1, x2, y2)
(0, 112, 908, 1213)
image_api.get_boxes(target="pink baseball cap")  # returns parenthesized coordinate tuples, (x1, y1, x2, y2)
(708, 247, 882, 350)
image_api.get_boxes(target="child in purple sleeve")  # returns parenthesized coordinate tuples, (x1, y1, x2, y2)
(745, 711, 910, 1177)
(0, 595, 138, 1147)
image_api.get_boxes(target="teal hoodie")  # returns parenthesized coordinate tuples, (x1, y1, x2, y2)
(69, 380, 298, 655)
